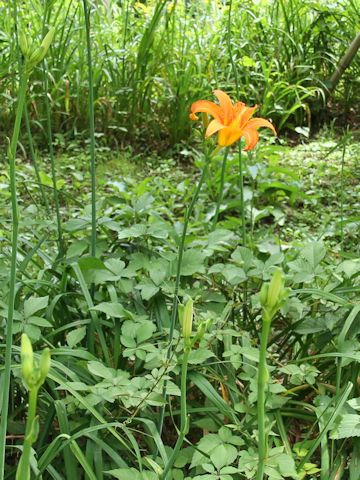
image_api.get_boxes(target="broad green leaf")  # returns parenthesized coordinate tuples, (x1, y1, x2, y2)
(24, 296, 49, 318)
(66, 326, 87, 348)
(91, 302, 126, 319)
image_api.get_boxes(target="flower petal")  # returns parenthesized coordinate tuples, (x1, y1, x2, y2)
(242, 127, 259, 151)
(218, 125, 243, 147)
(213, 90, 234, 123)
(245, 117, 276, 135)
(190, 100, 222, 121)
(205, 119, 226, 138)
(233, 105, 257, 129)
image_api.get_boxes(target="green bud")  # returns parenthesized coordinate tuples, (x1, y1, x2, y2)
(18, 30, 29, 56)
(259, 283, 269, 308)
(26, 27, 55, 70)
(260, 269, 286, 323)
(27, 45, 45, 66)
(182, 298, 193, 340)
(39, 348, 51, 384)
(267, 269, 284, 310)
(178, 303, 184, 328)
(40, 27, 55, 56)
(21, 334, 34, 388)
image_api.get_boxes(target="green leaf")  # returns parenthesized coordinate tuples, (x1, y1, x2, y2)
(136, 322, 156, 344)
(136, 280, 159, 301)
(88, 361, 114, 380)
(180, 250, 207, 276)
(105, 468, 139, 480)
(91, 302, 126, 319)
(27, 316, 52, 328)
(330, 414, 360, 439)
(66, 326, 87, 348)
(24, 296, 49, 318)
(188, 348, 214, 365)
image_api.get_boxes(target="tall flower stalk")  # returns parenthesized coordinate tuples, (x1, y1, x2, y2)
(227, 0, 246, 246)
(83, 0, 98, 354)
(158, 152, 210, 438)
(257, 270, 287, 480)
(212, 147, 229, 229)
(0, 69, 29, 479)
(41, 6, 63, 255)
(0, 28, 54, 478)
(16, 334, 51, 480)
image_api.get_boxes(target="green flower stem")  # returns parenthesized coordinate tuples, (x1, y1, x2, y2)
(212, 147, 229, 230)
(227, 0, 246, 248)
(41, 5, 64, 255)
(0, 69, 29, 480)
(83, 0, 97, 258)
(256, 318, 272, 480)
(157, 156, 209, 439)
(16, 388, 39, 480)
(161, 347, 190, 480)
(237, 142, 246, 246)
(168, 159, 209, 344)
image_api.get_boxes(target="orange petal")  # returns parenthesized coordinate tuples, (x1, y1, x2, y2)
(205, 119, 226, 138)
(218, 125, 243, 147)
(242, 127, 259, 151)
(245, 117, 276, 135)
(213, 90, 234, 123)
(233, 105, 257, 129)
(190, 100, 222, 121)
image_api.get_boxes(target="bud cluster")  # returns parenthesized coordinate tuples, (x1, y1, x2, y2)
(259, 269, 288, 323)
(21, 334, 51, 391)
(179, 298, 211, 349)
(19, 27, 55, 72)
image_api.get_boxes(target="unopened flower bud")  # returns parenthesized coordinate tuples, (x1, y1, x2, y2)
(267, 269, 284, 310)
(18, 30, 29, 56)
(39, 348, 51, 384)
(182, 298, 193, 340)
(40, 27, 55, 56)
(21, 334, 34, 388)
(259, 283, 269, 308)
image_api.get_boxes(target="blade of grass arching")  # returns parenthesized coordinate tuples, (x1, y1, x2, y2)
(44, 465, 64, 480)
(71, 263, 110, 364)
(135, 418, 168, 466)
(298, 382, 353, 470)
(274, 411, 292, 456)
(85, 420, 103, 480)
(189, 372, 238, 424)
(37, 421, 139, 475)
(69, 440, 97, 480)
(54, 401, 78, 479)
(82, 0, 97, 259)
(85, 434, 127, 469)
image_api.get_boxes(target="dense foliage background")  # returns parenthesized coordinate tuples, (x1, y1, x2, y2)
(0, 1, 360, 480)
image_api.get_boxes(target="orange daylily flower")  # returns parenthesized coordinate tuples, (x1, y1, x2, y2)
(190, 89, 276, 150)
